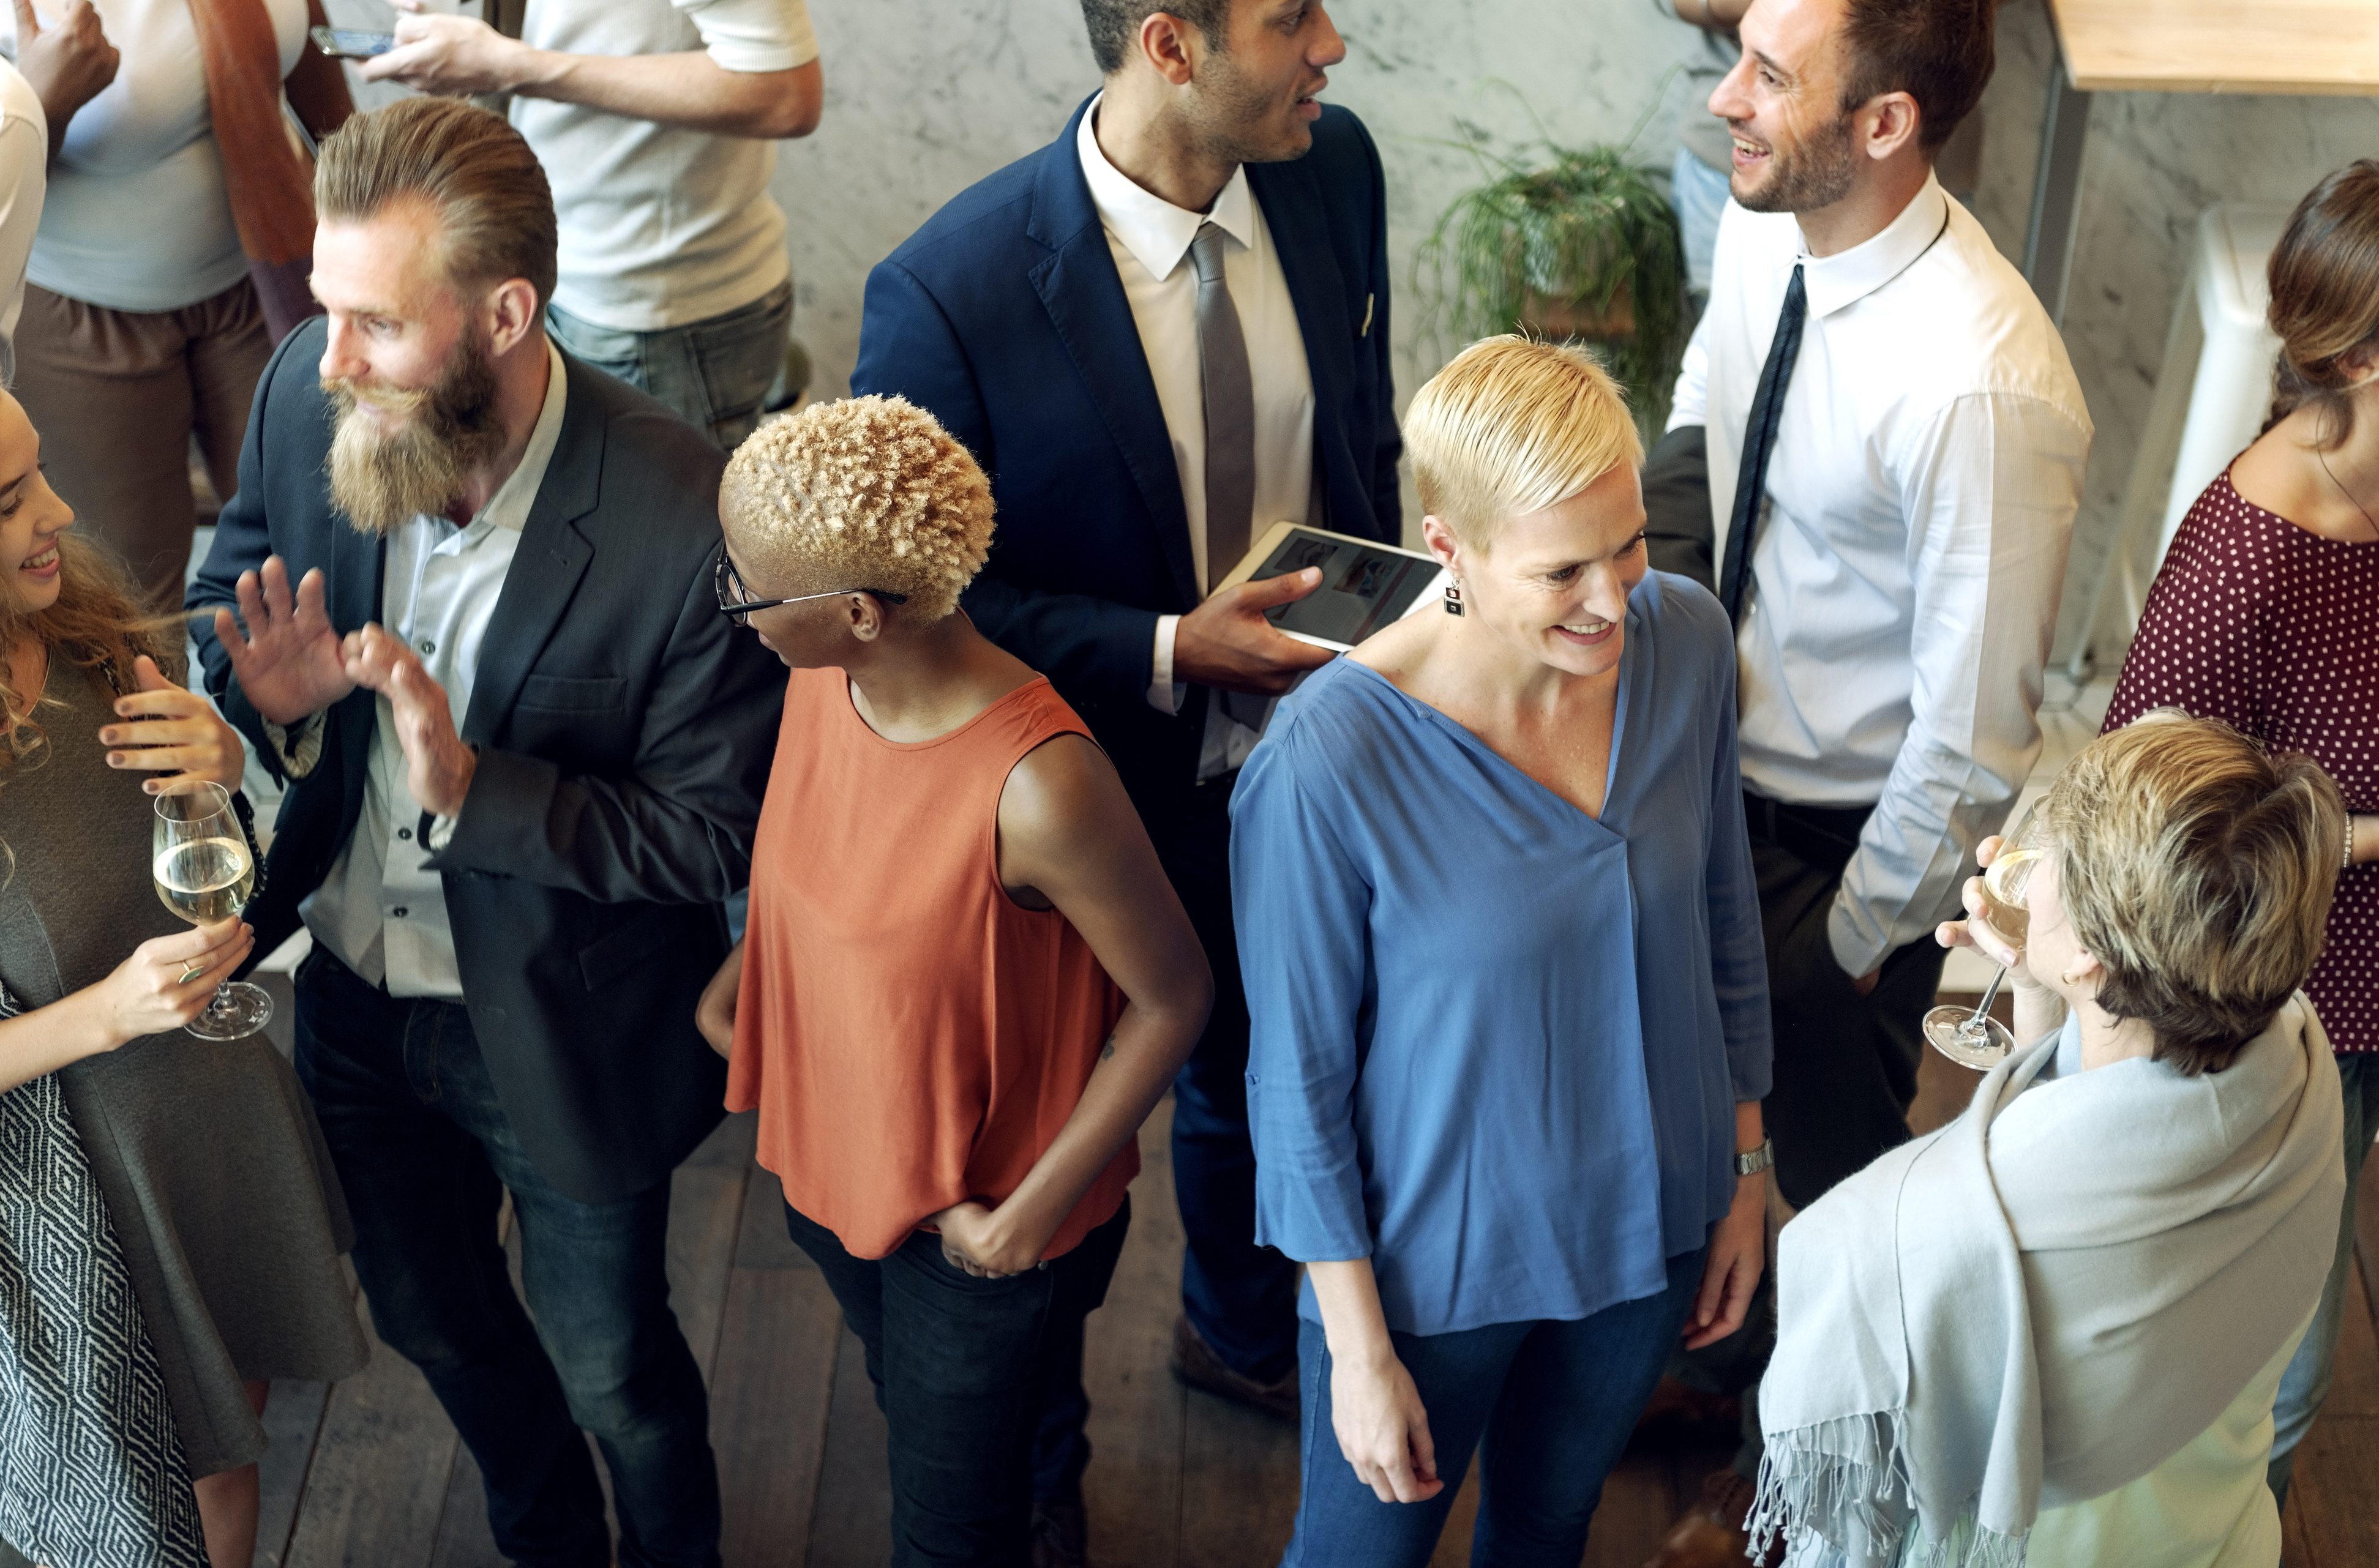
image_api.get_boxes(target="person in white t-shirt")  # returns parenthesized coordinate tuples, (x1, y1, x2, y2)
(364, 0, 822, 450)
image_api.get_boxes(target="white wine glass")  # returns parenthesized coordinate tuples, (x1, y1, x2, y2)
(1921, 801, 2042, 1071)
(152, 781, 271, 1041)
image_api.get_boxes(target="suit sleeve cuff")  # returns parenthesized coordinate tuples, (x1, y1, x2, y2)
(1148, 614, 1186, 714)
(260, 711, 326, 780)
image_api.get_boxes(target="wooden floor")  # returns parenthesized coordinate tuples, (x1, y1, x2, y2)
(247, 1039, 2379, 1567)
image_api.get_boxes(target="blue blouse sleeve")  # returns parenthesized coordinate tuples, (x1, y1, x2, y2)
(1705, 637, 1774, 1102)
(1231, 723, 1377, 1263)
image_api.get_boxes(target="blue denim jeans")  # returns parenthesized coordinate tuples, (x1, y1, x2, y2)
(545, 280, 792, 451)
(293, 950, 721, 1568)
(2269, 1051, 2379, 1501)
(782, 1199, 1130, 1566)
(1282, 1244, 1708, 1568)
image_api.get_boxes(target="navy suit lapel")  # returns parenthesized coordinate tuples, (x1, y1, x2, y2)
(1249, 158, 1356, 531)
(462, 354, 599, 746)
(1028, 100, 1200, 609)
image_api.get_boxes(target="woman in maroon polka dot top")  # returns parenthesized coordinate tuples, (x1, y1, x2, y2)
(2105, 159, 2379, 1502)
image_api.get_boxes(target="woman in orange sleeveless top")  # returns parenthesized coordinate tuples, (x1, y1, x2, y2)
(695, 395, 1212, 1568)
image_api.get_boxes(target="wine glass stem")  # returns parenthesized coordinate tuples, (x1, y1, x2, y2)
(1968, 966, 2009, 1027)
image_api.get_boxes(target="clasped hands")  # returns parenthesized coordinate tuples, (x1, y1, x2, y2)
(213, 558, 476, 818)
(928, 1198, 1054, 1281)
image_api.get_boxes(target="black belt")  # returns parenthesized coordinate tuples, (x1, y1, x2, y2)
(1741, 791, 1874, 876)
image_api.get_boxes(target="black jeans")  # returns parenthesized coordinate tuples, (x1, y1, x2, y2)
(1148, 774, 1302, 1384)
(1671, 794, 1947, 1473)
(294, 950, 721, 1568)
(784, 1198, 1130, 1568)
(1740, 792, 1946, 1212)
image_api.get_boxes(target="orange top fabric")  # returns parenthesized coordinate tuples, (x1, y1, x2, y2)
(726, 668, 1133, 1262)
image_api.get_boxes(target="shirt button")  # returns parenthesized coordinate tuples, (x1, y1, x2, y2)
(1245, 1072, 1259, 1085)
(397, 827, 412, 842)
(418, 638, 436, 655)
(391, 907, 408, 919)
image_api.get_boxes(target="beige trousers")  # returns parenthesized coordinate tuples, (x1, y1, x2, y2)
(12, 279, 275, 608)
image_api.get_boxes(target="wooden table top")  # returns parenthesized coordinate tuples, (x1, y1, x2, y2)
(2050, 0, 2379, 94)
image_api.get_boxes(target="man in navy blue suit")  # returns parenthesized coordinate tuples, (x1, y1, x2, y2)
(853, 1, 1396, 1555)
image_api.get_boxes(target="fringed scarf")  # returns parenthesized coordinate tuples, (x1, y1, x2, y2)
(1751, 998, 2343, 1568)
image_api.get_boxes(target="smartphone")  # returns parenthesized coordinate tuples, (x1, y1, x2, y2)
(309, 25, 397, 58)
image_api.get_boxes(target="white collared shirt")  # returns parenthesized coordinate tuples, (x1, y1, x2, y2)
(1669, 176, 2092, 976)
(299, 340, 571, 998)
(1074, 94, 1317, 778)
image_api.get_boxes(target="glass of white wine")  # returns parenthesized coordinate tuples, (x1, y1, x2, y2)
(1921, 801, 2042, 1071)
(153, 781, 271, 1041)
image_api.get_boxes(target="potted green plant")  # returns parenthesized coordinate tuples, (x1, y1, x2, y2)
(1417, 139, 1688, 439)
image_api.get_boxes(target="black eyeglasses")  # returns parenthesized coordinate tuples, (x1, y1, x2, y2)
(714, 554, 907, 622)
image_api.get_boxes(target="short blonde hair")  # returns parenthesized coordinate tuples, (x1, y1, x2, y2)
(720, 396, 994, 621)
(1401, 336, 1644, 547)
(2045, 714, 2346, 1075)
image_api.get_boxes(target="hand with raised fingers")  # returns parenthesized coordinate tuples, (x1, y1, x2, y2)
(214, 557, 354, 727)
(342, 624, 476, 818)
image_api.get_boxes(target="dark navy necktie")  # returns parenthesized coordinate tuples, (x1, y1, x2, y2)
(1717, 263, 1807, 626)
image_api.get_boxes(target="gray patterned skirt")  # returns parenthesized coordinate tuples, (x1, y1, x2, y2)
(0, 1071, 204, 1567)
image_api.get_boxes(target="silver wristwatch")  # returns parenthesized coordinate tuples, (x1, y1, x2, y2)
(1735, 1139, 1775, 1178)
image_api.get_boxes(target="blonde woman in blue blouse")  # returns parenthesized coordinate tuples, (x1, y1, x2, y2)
(1233, 337, 1772, 1567)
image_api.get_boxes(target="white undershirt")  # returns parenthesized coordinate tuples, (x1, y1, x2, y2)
(1074, 94, 1316, 779)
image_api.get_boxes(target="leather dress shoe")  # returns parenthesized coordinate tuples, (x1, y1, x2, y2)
(1642, 1468, 1782, 1568)
(1169, 1314, 1299, 1423)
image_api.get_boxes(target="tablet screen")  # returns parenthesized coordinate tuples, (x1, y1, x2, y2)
(1250, 530, 1440, 647)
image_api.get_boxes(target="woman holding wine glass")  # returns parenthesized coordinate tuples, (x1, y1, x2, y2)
(1752, 715, 2345, 1568)
(0, 386, 363, 1568)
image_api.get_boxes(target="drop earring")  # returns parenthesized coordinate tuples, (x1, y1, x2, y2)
(1443, 578, 1464, 616)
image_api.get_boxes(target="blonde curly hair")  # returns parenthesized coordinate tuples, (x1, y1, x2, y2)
(720, 395, 994, 622)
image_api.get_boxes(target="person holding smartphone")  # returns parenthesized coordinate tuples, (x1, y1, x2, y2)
(359, 0, 823, 450)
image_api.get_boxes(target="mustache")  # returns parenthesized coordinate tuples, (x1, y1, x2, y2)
(323, 377, 433, 419)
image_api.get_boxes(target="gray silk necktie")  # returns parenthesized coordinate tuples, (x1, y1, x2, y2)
(1189, 222, 1256, 589)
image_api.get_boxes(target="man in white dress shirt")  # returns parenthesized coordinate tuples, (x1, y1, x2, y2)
(1641, 1, 2091, 1561)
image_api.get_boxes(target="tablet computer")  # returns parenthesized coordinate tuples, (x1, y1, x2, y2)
(1211, 521, 1449, 652)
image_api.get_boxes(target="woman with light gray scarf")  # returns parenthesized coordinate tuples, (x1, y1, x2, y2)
(1751, 714, 2348, 1568)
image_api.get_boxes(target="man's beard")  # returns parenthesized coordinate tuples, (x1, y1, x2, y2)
(1734, 111, 1859, 216)
(1183, 48, 1313, 168)
(323, 336, 509, 536)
